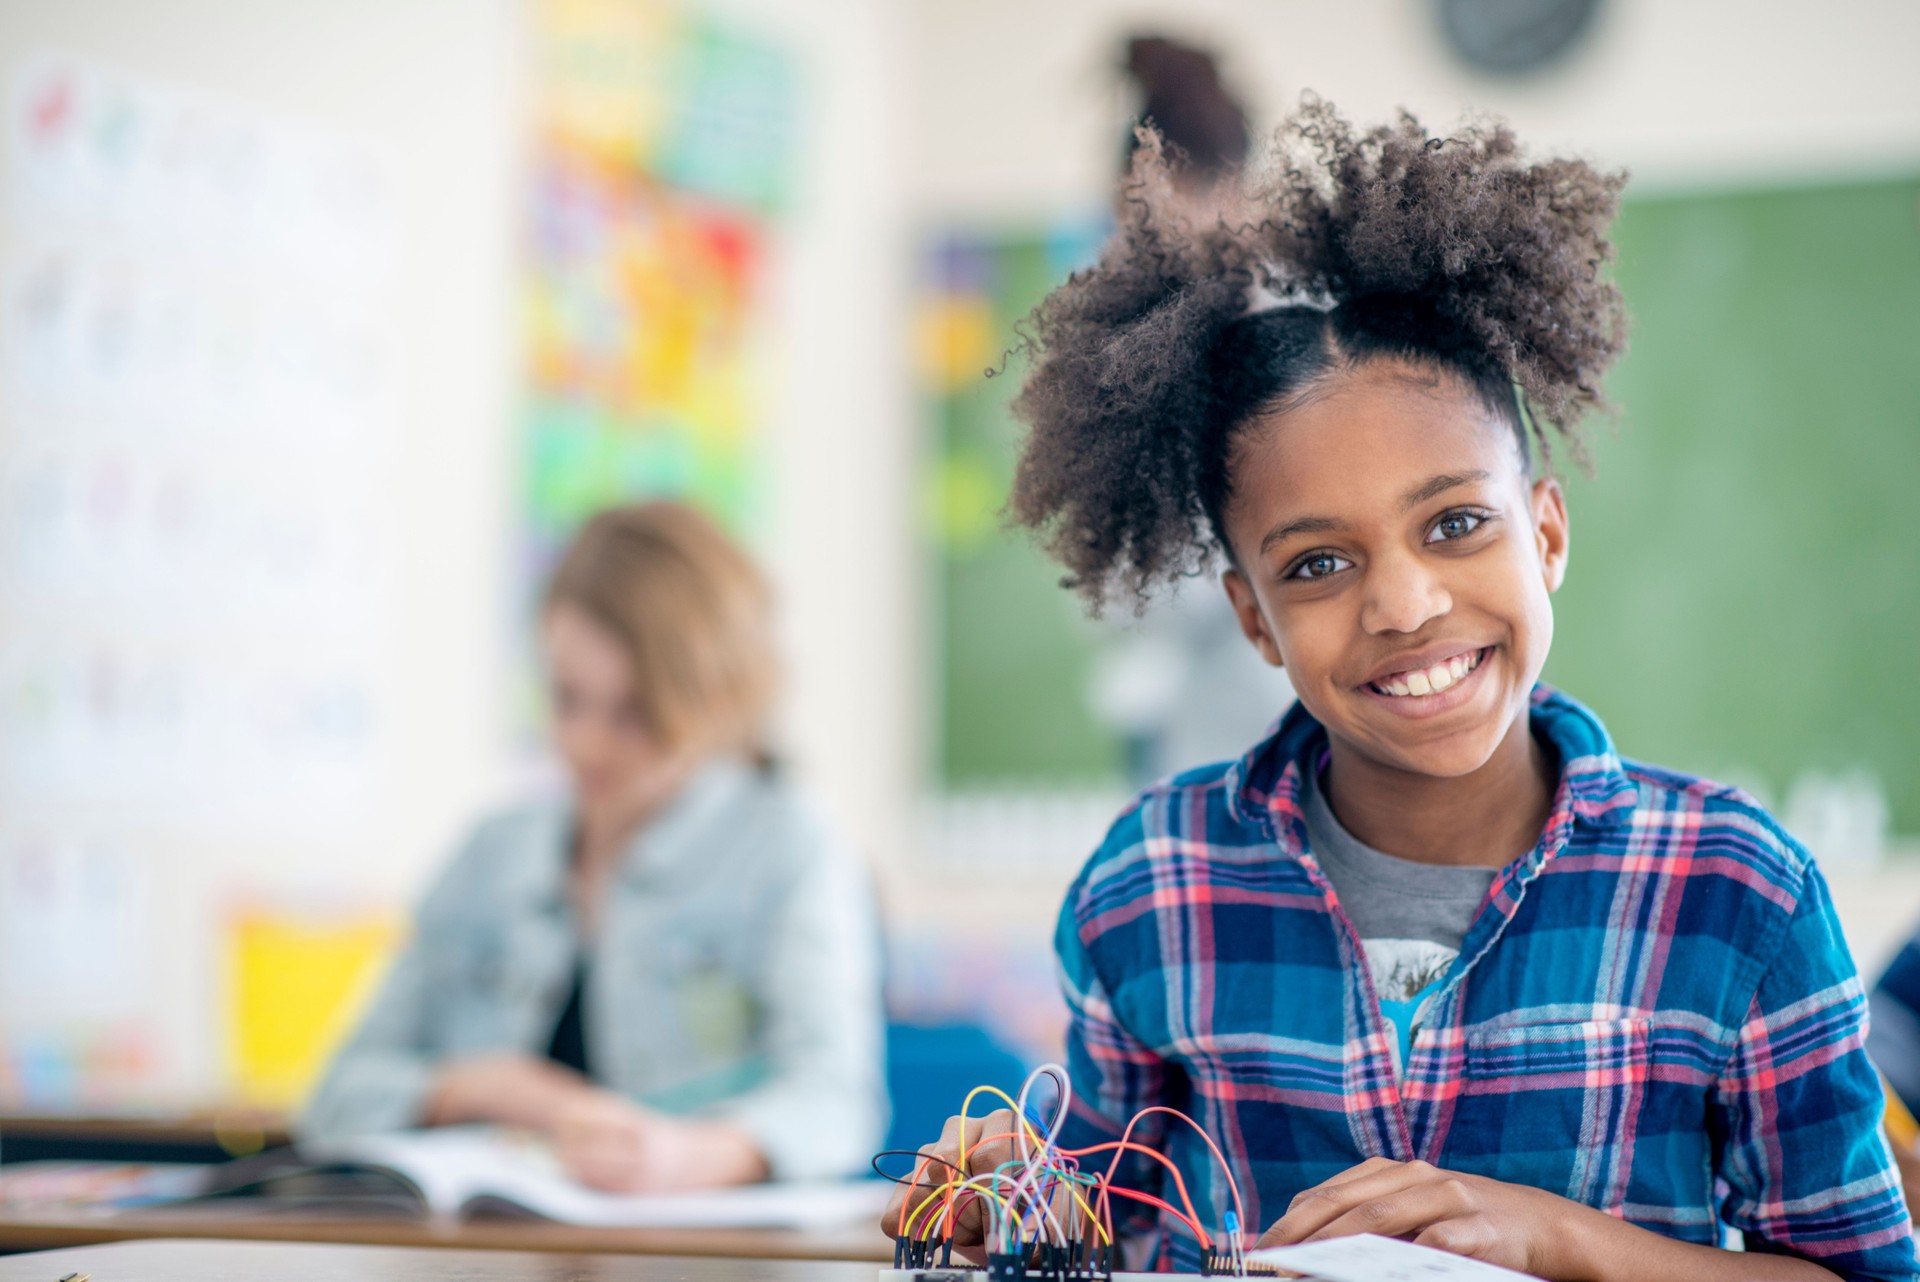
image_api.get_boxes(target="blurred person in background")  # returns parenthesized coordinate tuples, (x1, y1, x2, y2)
(1867, 926, 1920, 1218)
(1090, 35, 1296, 784)
(1120, 34, 1247, 216)
(302, 501, 885, 1191)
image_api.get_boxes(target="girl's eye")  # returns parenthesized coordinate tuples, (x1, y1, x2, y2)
(1427, 510, 1487, 543)
(1287, 551, 1353, 581)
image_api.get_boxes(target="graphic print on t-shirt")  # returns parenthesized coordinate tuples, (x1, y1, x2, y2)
(1361, 938, 1457, 1003)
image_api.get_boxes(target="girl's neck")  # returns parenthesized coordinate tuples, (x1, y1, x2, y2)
(1321, 707, 1556, 869)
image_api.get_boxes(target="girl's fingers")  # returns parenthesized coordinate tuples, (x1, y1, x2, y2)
(884, 1111, 1016, 1243)
(880, 1182, 910, 1235)
(1258, 1160, 1444, 1246)
(1314, 1156, 1401, 1188)
(1297, 1177, 1476, 1244)
(886, 1143, 952, 1234)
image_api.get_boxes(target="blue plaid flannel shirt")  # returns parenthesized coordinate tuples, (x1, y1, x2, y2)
(1054, 687, 1916, 1281)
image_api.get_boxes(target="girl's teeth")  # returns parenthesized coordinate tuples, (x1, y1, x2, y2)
(1375, 649, 1483, 698)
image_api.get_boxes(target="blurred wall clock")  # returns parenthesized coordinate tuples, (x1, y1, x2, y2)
(1435, 0, 1603, 74)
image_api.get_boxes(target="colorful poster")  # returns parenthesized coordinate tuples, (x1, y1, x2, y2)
(919, 223, 1118, 786)
(523, 0, 795, 584)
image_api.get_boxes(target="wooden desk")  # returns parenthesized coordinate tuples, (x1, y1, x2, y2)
(0, 1204, 894, 1261)
(0, 1238, 882, 1280)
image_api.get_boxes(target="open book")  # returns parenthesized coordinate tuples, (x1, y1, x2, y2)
(267, 1125, 891, 1228)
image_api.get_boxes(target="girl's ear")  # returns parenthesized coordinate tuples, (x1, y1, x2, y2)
(1222, 569, 1286, 669)
(1531, 477, 1570, 592)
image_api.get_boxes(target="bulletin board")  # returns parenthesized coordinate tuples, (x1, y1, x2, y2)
(516, 0, 796, 738)
(522, 0, 795, 574)
(920, 222, 1114, 786)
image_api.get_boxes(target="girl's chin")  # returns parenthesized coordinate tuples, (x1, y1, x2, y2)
(1348, 711, 1529, 781)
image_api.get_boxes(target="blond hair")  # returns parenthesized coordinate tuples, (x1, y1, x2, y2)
(544, 501, 778, 757)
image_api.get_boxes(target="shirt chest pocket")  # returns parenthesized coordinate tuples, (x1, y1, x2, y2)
(1454, 1018, 1653, 1206)
(625, 917, 762, 1063)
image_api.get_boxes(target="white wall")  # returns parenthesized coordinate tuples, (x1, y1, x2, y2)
(709, 0, 919, 890)
(907, 0, 1920, 223)
(0, 0, 521, 1096)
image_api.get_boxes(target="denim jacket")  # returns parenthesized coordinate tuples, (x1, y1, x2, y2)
(299, 759, 887, 1180)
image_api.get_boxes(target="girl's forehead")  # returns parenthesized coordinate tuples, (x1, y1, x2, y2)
(1231, 369, 1525, 516)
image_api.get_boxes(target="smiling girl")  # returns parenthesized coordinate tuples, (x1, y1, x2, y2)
(882, 104, 1915, 1281)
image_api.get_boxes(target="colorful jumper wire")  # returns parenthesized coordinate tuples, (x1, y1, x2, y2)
(874, 1064, 1253, 1279)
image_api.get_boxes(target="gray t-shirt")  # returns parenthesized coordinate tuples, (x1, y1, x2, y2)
(1300, 767, 1498, 1005)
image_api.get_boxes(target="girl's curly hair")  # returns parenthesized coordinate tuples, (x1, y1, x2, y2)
(1007, 97, 1628, 613)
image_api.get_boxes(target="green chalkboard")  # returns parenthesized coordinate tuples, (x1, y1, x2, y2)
(1548, 177, 1920, 827)
(924, 224, 1117, 785)
(927, 179, 1920, 823)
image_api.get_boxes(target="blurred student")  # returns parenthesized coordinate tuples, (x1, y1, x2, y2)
(1870, 928, 1920, 1121)
(1120, 35, 1247, 216)
(1091, 35, 1296, 783)
(303, 501, 885, 1191)
(1868, 926, 1920, 1218)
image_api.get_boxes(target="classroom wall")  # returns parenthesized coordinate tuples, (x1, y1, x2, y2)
(0, 0, 522, 1097)
(906, 0, 1920, 220)
(735, 0, 917, 908)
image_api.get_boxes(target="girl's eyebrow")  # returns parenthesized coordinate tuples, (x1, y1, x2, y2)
(1400, 469, 1490, 510)
(1259, 514, 1343, 556)
(1259, 469, 1493, 556)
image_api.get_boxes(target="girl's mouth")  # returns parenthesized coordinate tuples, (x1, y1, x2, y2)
(1367, 646, 1487, 698)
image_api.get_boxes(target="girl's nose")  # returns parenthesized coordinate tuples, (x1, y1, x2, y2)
(1359, 550, 1452, 636)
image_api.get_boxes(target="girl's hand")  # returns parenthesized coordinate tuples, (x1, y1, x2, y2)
(1260, 1157, 1847, 1282)
(1256, 1157, 1596, 1278)
(880, 1107, 1021, 1255)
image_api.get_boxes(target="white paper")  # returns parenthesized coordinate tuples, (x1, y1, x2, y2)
(1249, 1233, 1541, 1281)
(479, 1170, 894, 1230)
